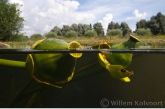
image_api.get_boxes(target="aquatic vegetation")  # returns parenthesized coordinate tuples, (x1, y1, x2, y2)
(0, 35, 140, 84)
(97, 35, 140, 82)
(0, 35, 140, 107)
(26, 38, 82, 88)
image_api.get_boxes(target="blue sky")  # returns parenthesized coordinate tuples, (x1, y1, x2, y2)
(9, 0, 165, 36)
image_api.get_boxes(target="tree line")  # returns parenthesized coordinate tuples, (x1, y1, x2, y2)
(49, 12, 165, 38)
(136, 12, 165, 35)
(0, 0, 165, 41)
(48, 21, 133, 37)
(31, 12, 165, 40)
(50, 22, 132, 37)
(50, 23, 104, 37)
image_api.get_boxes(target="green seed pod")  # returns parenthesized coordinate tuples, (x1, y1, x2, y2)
(25, 38, 82, 88)
(101, 35, 140, 68)
(98, 35, 140, 82)
(98, 53, 133, 82)
(105, 64, 133, 82)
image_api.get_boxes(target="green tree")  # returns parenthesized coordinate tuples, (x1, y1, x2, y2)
(107, 29, 122, 37)
(61, 25, 70, 36)
(136, 19, 148, 30)
(50, 26, 62, 36)
(0, 0, 24, 41)
(93, 22, 104, 36)
(149, 18, 159, 35)
(45, 32, 57, 38)
(85, 30, 97, 37)
(78, 23, 83, 36)
(12, 34, 29, 41)
(30, 33, 43, 41)
(120, 22, 132, 36)
(70, 23, 78, 33)
(83, 24, 91, 35)
(107, 21, 115, 32)
(115, 23, 120, 29)
(90, 23, 92, 30)
(136, 28, 151, 36)
(65, 30, 78, 37)
(149, 12, 165, 35)
(107, 21, 120, 32)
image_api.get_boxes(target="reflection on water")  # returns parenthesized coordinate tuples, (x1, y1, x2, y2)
(137, 45, 165, 49)
(0, 42, 165, 50)
(7, 45, 165, 49)
(137, 45, 151, 49)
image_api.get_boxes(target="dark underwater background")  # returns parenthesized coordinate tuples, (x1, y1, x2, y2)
(0, 53, 165, 108)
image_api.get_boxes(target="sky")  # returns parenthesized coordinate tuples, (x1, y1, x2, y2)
(9, 0, 165, 37)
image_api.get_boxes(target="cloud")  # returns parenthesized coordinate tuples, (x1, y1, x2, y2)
(9, 0, 24, 10)
(61, 0, 80, 11)
(9, 0, 95, 36)
(99, 13, 113, 34)
(9, 0, 24, 5)
(126, 10, 147, 20)
(8, 0, 165, 37)
(11, 0, 95, 36)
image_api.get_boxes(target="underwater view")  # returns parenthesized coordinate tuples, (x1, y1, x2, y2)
(0, 35, 165, 108)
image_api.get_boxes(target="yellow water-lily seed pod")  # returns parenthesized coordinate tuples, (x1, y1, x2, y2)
(25, 38, 82, 88)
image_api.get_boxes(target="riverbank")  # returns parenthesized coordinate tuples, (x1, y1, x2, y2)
(1, 35, 165, 48)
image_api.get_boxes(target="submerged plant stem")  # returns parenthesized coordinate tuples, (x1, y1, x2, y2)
(72, 62, 105, 81)
(7, 78, 33, 108)
(25, 93, 39, 108)
(0, 59, 25, 68)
